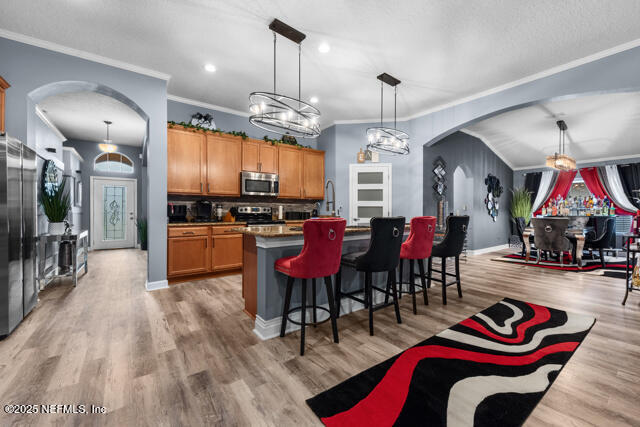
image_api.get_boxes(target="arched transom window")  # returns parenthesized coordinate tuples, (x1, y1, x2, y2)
(94, 152, 134, 174)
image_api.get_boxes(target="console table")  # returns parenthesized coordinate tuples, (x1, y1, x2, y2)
(36, 230, 89, 288)
(622, 233, 640, 305)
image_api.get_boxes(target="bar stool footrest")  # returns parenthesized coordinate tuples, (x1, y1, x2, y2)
(285, 305, 333, 327)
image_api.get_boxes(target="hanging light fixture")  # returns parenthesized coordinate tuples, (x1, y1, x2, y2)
(98, 120, 117, 153)
(366, 73, 410, 155)
(249, 19, 320, 139)
(545, 120, 576, 171)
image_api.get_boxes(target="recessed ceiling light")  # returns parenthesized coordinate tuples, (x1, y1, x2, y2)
(318, 42, 330, 53)
(310, 96, 319, 104)
(204, 63, 217, 73)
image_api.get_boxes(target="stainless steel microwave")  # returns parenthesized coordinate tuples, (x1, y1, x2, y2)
(241, 171, 279, 196)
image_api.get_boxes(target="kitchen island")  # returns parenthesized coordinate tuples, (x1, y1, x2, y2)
(232, 224, 409, 340)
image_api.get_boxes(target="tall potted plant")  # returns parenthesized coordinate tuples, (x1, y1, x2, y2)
(40, 177, 71, 235)
(510, 187, 532, 237)
(136, 218, 148, 251)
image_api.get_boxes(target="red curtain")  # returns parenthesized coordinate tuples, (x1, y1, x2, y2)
(579, 167, 634, 215)
(534, 170, 577, 215)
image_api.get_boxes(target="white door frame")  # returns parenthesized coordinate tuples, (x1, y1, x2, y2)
(90, 176, 137, 249)
(348, 163, 392, 226)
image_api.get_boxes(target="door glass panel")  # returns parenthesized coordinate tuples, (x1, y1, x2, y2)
(358, 189, 384, 202)
(103, 185, 126, 240)
(358, 206, 383, 218)
(357, 172, 384, 184)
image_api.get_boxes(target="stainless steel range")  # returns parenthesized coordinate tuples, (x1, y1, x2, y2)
(235, 206, 285, 225)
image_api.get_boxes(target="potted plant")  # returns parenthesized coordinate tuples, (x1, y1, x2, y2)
(40, 177, 71, 235)
(510, 187, 532, 235)
(136, 218, 148, 251)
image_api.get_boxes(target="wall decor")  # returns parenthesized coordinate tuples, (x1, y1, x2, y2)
(484, 173, 504, 221)
(190, 112, 216, 130)
(41, 159, 60, 196)
(432, 156, 447, 199)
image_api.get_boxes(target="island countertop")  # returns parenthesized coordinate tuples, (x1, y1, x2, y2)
(230, 224, 374, 237)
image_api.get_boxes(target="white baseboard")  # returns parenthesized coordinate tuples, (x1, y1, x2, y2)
(467, 244, 510, 256)
(253, 290, 389, 340)
(145, 279, 169, 291)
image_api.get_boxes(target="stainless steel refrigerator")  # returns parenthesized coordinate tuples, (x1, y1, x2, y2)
(0, 133, 37, 337)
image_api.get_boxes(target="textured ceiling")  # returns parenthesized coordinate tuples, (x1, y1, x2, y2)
(464, 91, 640, 170)
(3, 1, 640, 126)
(38, 91, 147, 146)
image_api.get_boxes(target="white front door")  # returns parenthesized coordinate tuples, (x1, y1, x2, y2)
(91, 177, 137, 250)
(349, 163, 392, 226)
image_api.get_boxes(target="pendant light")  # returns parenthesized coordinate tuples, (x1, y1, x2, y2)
(249, 19, 321, 139)
(99, 120, 117, 153)
(366, 73, 410, 155)
(545, 120, 576, 171)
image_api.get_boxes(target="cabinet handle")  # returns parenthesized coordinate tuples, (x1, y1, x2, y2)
(207, 183, 210, 193)
(258, 162, 261, 172)
(200, 182, 203, 192)
(205, 238, 207, 248)
(183, 231, 194, 235)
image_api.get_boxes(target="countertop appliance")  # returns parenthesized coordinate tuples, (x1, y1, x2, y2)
(241, 171, 279, 197)
(235, 206, 285, 225)
(0, 134, 37, 337)
(285, 210, 311, 220)
(167, 203, 187, 223)
(194, 200, 212, 222)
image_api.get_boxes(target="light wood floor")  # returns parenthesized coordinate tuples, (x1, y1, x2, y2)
(1, 248, 639, 426)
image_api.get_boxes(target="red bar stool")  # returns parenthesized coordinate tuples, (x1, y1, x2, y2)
(394, 216, 436, 314)
(275, 218, 346, 355)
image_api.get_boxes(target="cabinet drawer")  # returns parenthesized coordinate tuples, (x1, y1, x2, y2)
(168, 227, 209, 237)
(211, 225, 242, 235)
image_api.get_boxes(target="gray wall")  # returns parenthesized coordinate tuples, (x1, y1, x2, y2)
(167, 99, 317, 149)
(63, 140, 145, 244)
(423, 132, 513, 250)
(0, 36, 167, 285)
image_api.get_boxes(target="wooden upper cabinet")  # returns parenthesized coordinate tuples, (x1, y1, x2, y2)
(259, 143, 278, 174)
(0, 76, 10, 134)
(167, 127, 206, 194)
(277, 145, 303, 198)
(303, 150, 325, 199)
(242, 140, 278, 174)
(242, 140, 260, 172)
(206, 134, 242, 196)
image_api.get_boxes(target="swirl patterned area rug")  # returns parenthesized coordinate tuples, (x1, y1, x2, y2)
(306, 298, 595, 427)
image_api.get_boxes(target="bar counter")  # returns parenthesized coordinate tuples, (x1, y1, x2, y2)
(232, 224, 409, 340)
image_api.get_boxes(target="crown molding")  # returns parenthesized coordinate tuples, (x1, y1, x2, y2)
(327, 38, 640, 127)
(0, 29, 171, 81)
(167, 94, 250, 117)
(35, 105, 67, 142)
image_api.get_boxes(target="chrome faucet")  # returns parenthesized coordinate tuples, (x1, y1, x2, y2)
(325, 179, 336, 217)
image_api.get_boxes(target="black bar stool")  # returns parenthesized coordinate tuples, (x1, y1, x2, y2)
(335, 216, 405, 336)
(427, 215, 469, 305)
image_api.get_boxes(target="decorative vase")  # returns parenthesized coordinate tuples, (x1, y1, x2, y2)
(48, 222, 66, 235)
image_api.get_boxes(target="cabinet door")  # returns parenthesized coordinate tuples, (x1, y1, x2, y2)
(259, 143, 278, 174)
(167, 236, 211, 276)
(278, 146, 303, 198)
(212, 234, 243, 271)
(303, 150, 325, 199)
(206, 134, 242, 196)
(167, 128, 206, 194)
(242, 140, 260, 172)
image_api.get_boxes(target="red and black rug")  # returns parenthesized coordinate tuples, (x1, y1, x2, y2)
(306, 298, 595, 426)
(493, 251, 627, 272)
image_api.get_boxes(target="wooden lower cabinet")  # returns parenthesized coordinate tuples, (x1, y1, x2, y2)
(168, 225, 243, 280)
(211, 234, 243, 271)
(167, 235, 211, 277)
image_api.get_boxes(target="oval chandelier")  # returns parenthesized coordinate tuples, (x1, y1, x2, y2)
(249, 19, 320, 139)
(366, 73, 410, 155)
